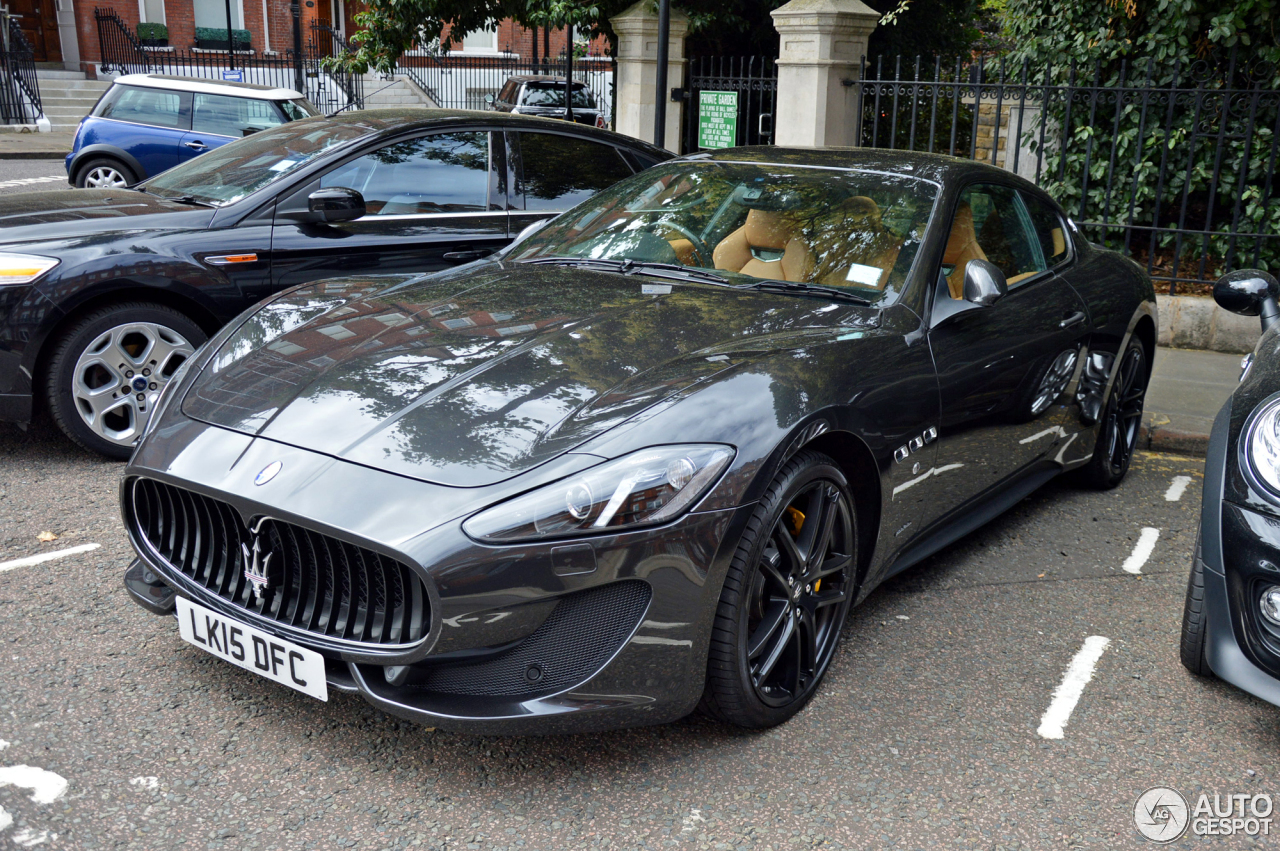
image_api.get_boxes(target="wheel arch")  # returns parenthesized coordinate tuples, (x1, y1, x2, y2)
(69, 145, 147, 182)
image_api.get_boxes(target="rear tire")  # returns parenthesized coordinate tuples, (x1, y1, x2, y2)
(75, 157, 136, 189)
(1180, 532, 1213, 677)
(700, 450, 857, 729)
(1077, 338, 1148, 489)
(45, 302, 204, 459)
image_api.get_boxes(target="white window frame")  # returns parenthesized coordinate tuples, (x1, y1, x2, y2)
(137, 0, 166, 25)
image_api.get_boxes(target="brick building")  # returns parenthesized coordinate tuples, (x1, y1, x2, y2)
(24, 0, 604, 76)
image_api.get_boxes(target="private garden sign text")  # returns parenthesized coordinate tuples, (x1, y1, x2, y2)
(698, 91, 738, 149)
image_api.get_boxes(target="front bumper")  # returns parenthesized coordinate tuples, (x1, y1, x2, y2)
(123, 425, 745, 734)
(1198, 401, 1280, 707)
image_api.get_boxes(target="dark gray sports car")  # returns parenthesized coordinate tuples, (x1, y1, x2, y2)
(121, 148, 1157, 734)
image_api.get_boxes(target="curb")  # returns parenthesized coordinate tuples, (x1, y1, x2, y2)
(1138, 421, 1208, 457)
(0, 151, 70, 160)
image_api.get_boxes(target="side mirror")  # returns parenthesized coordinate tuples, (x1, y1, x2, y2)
(307, 186, 365, 223)
(1214, 269, 1280, 332)
(484, 93, 496, 107)
(963, 259, 1007, 307)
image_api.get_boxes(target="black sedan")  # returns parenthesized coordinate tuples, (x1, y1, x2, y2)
(0, 108, 668, 457)
(121, 148, 1157, 734)
(1181, 270, 1280, 707)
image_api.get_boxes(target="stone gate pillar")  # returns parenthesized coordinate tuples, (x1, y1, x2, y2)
(610, 0, 689, 151)
(771, 0, 878, 147)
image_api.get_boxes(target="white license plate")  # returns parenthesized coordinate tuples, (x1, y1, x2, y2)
(176, 597, 328, 702)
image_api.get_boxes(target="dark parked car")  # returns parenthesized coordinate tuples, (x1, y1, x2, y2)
(0, 108, 669, 457)
(1181, 269, 1280, 707)
(66, 74, 319, 189)
(121, 148, 1157, 734)
(486, 75, 606, 127)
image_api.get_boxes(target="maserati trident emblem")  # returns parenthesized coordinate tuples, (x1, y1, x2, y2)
(241, 518, 274, 601)
(254, 460, 282, 486)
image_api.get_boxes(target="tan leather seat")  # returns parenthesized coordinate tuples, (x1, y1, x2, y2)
(943, 203, 987, 299)
(713, 209, 815, 282)
(812, 195, 902, 290)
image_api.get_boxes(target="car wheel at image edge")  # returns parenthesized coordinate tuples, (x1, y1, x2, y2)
(1180, 532, 1214, 677)
(45, 302, 206, 459)
(75, 157, 136, 189)
(701, 450, 858, 729)
(1077, 337, 1149, 489)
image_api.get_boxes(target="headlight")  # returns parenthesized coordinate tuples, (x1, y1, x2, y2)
(0, 253, 58, 285)
(463, 444, 735, 543)
(1247, 396, 1280, 496)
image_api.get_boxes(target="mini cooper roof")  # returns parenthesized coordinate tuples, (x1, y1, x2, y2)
(111, 73, 305, 100)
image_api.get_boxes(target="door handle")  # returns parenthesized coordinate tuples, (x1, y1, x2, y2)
(1059, 311, 1086, 330)
(185, 141, 208, 151)
(443, 250, 492, 261)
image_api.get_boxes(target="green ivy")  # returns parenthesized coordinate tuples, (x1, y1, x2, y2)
(1003, 0, 1280, 290)
(136, 22, 168, 41)
(194, 26, 251, 44)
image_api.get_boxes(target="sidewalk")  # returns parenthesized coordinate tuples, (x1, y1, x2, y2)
(0, 130, 75, 160)
(1141, 346, 1241, 456)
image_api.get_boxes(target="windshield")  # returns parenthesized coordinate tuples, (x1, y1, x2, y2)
(142, 117, 369, 205)
(280, 98, 319, 120)
(522, 83, 597, 108)
(514, 162, 939, 302)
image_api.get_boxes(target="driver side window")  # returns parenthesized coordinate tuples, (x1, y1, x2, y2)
(941, 184, 1046, 299)
(319, 132, 491, 216)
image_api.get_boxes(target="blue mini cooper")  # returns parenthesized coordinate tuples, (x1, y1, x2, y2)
(66, 74, 317, 188)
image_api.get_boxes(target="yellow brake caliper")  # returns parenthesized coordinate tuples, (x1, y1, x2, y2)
(783, 507, 820, 592)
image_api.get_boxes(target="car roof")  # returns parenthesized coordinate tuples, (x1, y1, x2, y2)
(112, 74, 304, 100)
(685, 146, 1040, 189)
(504, 75, 586, 87)
(305, 107, 667, 157)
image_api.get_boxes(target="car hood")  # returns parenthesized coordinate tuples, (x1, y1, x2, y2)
(181, 262, 872, 486)
(0, 189, 213, 244)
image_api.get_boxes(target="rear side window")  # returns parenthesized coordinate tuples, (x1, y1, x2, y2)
(1020, 191, 1070, 268)
(519, 133, 633, 212)
(192, 94, 287, 138)
(498, 81, 518, 104)
(96, 85, 191, 129)
(320, 132, 491, 215)
(279, 99, 318, 121)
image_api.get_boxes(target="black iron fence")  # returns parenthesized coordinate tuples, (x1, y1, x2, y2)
(0, 15, 42, 124)
(94, 7, 362, 113)
(680, 56, 777, 155)
(395, 53, 615, 123)
(856, 49, 1280, 294)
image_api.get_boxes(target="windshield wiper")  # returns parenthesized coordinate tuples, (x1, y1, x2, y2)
(741, 280, 873, 305)
(163, 195, 217, 208)
(519, 256, 730, 286)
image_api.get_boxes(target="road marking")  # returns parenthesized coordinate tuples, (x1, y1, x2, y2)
(12, 828, 55, 847)
(680, 808, 706, 834)
(1123, 528, 1160, 574)
(0, 176, 65, 190)
(129, 776, 158, 790)
(0, 805, 10, 831)
(0, 740, 9, 751)
(1038, 635, 1111, 739)
(0, 543, 100, 573)
(1165, 475, 1193, 502)
(0, 766, 68, 805)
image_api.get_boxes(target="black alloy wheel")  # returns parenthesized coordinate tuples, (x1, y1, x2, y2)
(702, 451, 857, 728)
(1079, 338, 1148, 489)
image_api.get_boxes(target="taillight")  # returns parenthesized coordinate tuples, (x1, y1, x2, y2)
(595, 115, 606, 129)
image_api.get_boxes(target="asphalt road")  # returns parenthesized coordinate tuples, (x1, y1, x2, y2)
(0, 161, 1274, 850)
(0, 160, 70, 194)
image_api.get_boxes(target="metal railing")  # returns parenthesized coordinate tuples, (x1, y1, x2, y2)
(680, 55, 777, 154)
(855, 49, 1280, 294)
(94, 8, 363, 113)
(396, 53, 614, 123)
(0, 14, 42, 124)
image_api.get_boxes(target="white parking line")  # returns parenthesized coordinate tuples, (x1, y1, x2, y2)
(1122, 528, 1160, 574)
(1165, 475, 1193, 502)
(0, 543, 100, 573)
(0, 766, 68, 805)
(0, 805, 10, 831)
(0, 176, 65, 191)
(1037, 635, 1111, 739)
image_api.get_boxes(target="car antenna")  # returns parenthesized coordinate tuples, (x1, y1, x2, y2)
(326, 80, 403, 118)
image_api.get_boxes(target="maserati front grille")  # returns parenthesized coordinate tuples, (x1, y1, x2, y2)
(128, 477, 430, 647)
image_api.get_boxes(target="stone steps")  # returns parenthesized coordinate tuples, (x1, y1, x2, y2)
(34, 72, 110, 129)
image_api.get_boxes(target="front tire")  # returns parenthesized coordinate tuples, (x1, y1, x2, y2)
(1078, 338, 1148, 489)
(1180, 532, 1213, 677)
(75, 157, 136, 189)
(701, 450, 857, 729)
(45, 302, 205, 459)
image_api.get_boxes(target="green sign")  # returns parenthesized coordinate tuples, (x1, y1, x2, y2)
(698, 90, 738, 149)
